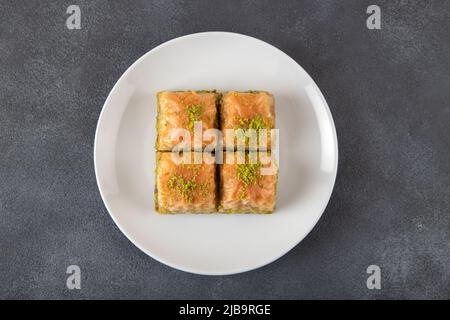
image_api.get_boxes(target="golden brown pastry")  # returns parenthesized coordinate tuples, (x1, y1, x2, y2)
(156, 91, 219, 151)
(155, 152, 217, 213)
(219, 151, 277, 213)
(221, 91, 275, 151)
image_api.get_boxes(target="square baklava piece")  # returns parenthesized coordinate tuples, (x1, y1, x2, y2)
(156, 91, 219, 151)
(155, 152, 217, 213)
(219, 151, 278, 213)
(221, 91, 275, 151)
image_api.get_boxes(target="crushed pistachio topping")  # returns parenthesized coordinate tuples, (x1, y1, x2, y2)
(238, 190, 247, 200)
(236, 115, 267, 141)
(237, 115, 266, 131)
(186, 104, 204, 130)
(235, 115, 267, 147)
(237, 162, 261, 187)
(167, 168, 207, 203)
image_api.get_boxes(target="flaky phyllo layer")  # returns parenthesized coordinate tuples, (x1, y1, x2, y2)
(155, 91, 278, 214)
(219, 152, 277, 213)
(155, 152, 217, 213)
(156, 91, 219, 151)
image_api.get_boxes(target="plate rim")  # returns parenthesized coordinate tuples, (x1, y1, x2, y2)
(94, 31, 339, 275)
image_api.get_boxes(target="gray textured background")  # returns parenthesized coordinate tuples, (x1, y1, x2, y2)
(0, 0, 449, 299)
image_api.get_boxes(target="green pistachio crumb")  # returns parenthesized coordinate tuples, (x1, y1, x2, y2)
(235, 116, 267, 147)
(167, 171, 207, 203)
(237, 162, 261, 187)
(238, 190, 247, 200)
(247, 115, 266, 131)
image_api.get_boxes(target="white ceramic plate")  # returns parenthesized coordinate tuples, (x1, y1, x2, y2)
(94, 32, 338, 275)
